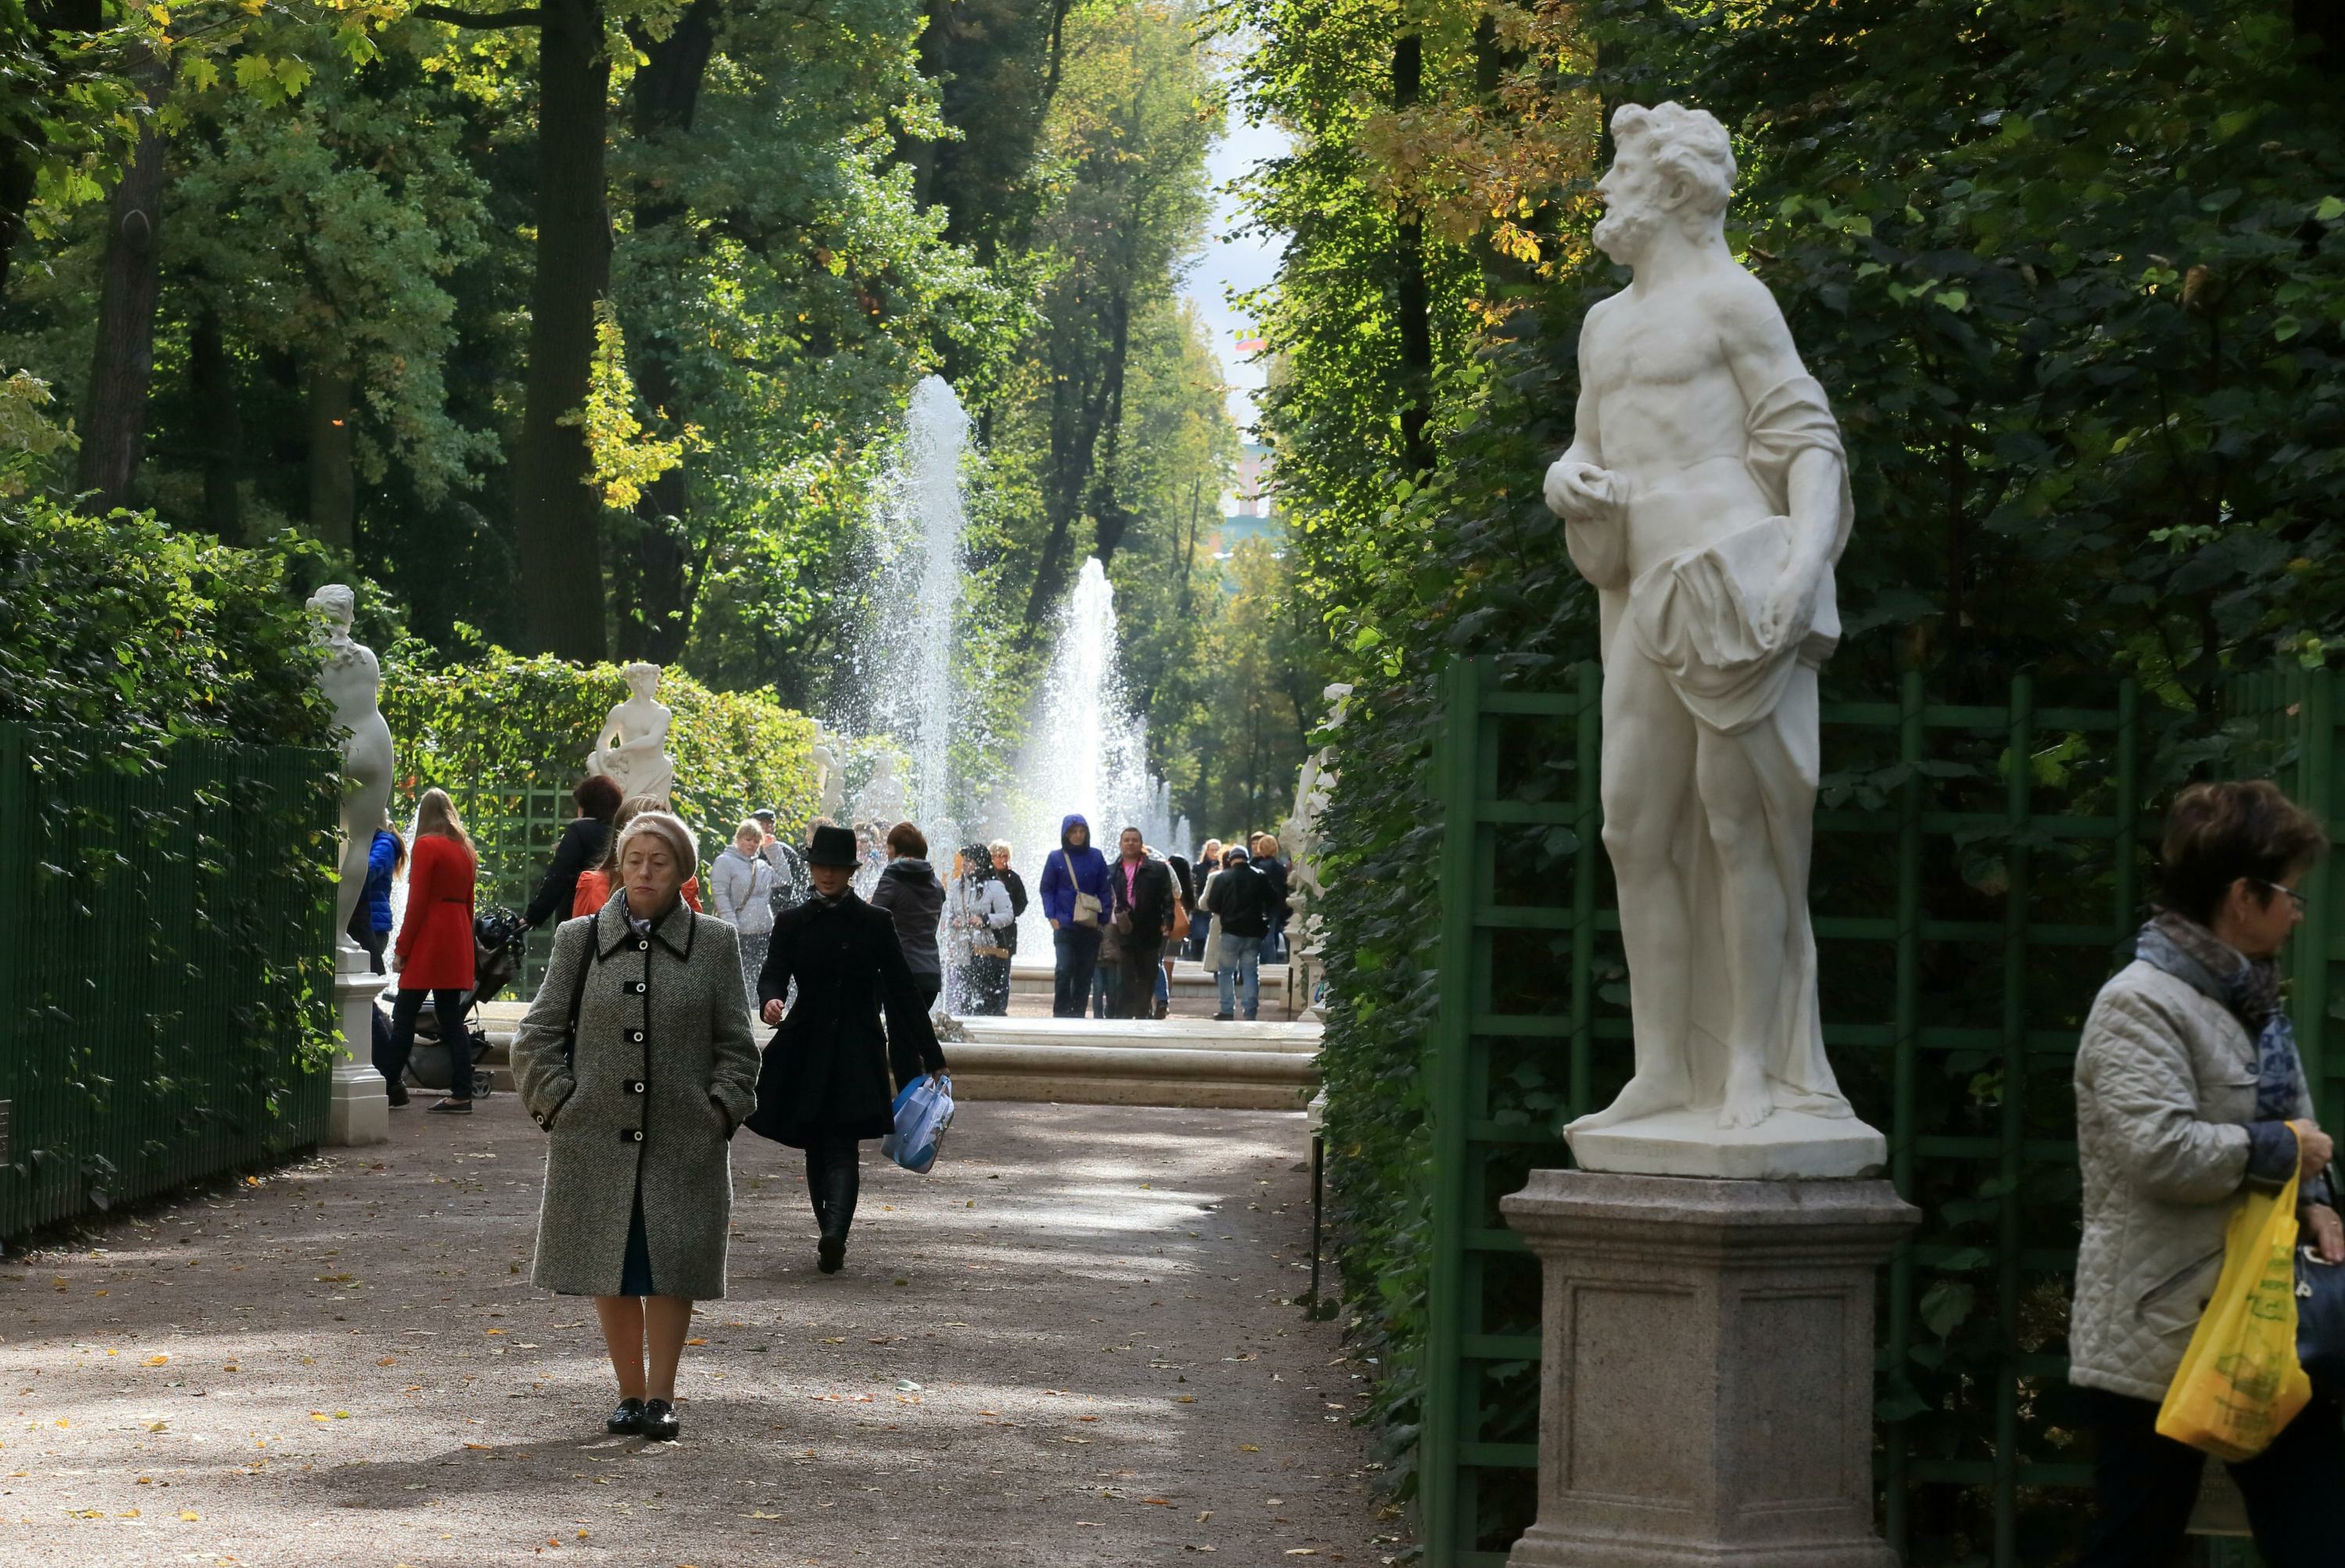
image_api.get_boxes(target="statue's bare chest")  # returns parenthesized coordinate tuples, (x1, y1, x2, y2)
(1587, 303, 1724, 392)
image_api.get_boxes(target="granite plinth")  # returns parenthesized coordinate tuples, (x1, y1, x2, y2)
(1500, 1169, 1916, 1568)
(1566, 1107, 1888, 1180)
(325, 947, 390, 1147)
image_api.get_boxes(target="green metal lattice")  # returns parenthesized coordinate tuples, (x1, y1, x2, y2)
(1417, 659, 2343, 1567)
(0, 725, 339, 1240)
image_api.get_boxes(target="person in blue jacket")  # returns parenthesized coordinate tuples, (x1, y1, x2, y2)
(1038, 814, 1112, 1018)
(345, 812, 405, 975)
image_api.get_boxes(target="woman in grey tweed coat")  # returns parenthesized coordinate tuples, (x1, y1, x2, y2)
(510, 811, 761, 1443)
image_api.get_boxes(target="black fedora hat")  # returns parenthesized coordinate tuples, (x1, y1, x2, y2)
(806, 824, 858, 868)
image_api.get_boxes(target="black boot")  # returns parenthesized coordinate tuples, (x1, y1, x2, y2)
(814, 1144, 859, 1273)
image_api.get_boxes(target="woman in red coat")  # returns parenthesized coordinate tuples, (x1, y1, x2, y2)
(384, 788, 479, 1115)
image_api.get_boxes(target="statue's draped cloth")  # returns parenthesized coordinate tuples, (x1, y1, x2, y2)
(1571, 374, 1858, 1118)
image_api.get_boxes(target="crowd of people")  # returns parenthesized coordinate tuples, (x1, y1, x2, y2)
(350, 772, 1308, 1443)
(1036, 817, 1296, 1022)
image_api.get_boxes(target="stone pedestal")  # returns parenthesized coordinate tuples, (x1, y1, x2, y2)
(326, 947, 391, 1147)
(1500, 1170, 1917, 1567)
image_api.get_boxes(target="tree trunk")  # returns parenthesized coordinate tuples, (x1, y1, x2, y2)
(1088, 291, 1137, 566)
(1391, 33, 1435, 477)
(189, 307, 242, 538)
(307, 367, 356, 552)
(1022, 284, 1130, 633)
(75, 52, 170, 514)
(613, 0, 719, 665)
(512, 0, 614, 660)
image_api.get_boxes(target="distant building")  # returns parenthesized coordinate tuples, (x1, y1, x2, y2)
(1210, 442, 1283, 567)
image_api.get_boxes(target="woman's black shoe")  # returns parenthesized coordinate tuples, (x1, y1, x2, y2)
(606, 1397, 646, 1435)
(385, 1080, 410, 1108)
(641, 1398, 680, 1441)
(818, 1236, 845, 1274)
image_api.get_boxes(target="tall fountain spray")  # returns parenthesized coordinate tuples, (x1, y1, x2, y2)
(1008, 558, 1184, 954)
(852, 375, 973, 835)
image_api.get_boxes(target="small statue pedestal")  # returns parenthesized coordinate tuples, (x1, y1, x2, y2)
(326, 947, 391, 1147)
(1500, 1171, 1915, 1567)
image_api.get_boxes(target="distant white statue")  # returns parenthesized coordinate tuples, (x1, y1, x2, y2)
(1284, 682, 1353, 927)
(310, 585, 394, 958)
(587, 661, 675, 806)
(1541, 103, 1881, 1174)
(852, 752, 908, 829)
(811, 723, 845, 818)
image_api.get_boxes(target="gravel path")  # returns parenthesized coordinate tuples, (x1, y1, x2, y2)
(0, 1098, 1396, 1566)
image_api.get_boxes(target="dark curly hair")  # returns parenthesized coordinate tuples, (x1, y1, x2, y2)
(2157, 780, 2327, 927)
(574, 773, 624, 822)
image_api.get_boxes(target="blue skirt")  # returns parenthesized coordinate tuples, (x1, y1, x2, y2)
(618, 1187, 655, 1297)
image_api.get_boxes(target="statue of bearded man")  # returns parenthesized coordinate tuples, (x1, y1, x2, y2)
(1545, 103, 1878, 1166)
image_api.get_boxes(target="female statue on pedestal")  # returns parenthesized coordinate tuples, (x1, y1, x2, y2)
(310, 585, 395, 959)
(589, 662, 677, 807)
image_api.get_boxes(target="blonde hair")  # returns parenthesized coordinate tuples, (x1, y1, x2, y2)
(736, 818, 766, 844)
(413, 788, 471, 850)
(617, 811, 697, 880)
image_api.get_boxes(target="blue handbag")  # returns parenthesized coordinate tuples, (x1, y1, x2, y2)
(881, 1072, 954, 1175)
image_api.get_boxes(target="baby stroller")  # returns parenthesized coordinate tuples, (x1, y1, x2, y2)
(402, 905, 528, 1097)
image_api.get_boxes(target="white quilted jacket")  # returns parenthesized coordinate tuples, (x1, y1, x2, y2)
(2069, 958, 2309, 1402)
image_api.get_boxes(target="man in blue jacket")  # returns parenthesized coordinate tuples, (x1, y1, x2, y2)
(1039, 814, 1112, 1018)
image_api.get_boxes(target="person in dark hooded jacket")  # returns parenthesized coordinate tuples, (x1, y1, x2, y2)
(871, 821, 948, 1011)
(1039, 814, 1112, 1018)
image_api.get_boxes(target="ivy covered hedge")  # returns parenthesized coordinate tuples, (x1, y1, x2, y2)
(0, 492, 342, 1234)
(1240, 0, 2345, 1548)
(379, 646, 822, 833)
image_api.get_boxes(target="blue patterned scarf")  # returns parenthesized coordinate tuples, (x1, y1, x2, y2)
(2136, 911, 2304, 1123)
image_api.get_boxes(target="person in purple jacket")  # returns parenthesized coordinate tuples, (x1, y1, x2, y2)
(1039, 814, 1112, 1018)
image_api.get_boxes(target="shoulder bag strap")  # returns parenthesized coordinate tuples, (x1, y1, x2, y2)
(562, 926, 596, 1069)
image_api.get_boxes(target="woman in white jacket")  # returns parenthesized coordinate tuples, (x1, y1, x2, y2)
(951, 843, 1017, 1015)
(709, 821, 777, 1013)
(2070, 781, 2337, 1565)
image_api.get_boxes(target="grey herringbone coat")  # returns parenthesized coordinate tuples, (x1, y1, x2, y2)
(510, 892, 763, 1299)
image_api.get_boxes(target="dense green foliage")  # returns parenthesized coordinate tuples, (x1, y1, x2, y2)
(1238, 0, 2345, 1549)
(1, 0, 1311, 839)
(379, 645, 821, 829)
(0, 447, 342, 1223)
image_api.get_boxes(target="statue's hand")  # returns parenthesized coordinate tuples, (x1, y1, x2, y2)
(1544, 458, 1620, 524)
(1757, 566, 1820, 651)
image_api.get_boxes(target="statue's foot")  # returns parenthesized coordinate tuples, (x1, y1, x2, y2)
(1717, 1058, 1775, 1131)
(1568, 1072, 1684, 1132)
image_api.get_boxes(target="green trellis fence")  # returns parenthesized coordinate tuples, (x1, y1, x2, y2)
(0, 725, 340, 1241)
(1416, 659, 2343, 1567)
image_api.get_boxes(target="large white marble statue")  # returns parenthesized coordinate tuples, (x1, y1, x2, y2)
(852, 752, 908, 829)
(1541, 103, 1881, 1177)
(310, 585, 395, 958)
(587, 661, 676, 806)
(811, 723, 845, 818)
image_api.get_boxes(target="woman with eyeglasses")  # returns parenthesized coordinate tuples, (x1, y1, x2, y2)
(2069, 780, 2338, 1564)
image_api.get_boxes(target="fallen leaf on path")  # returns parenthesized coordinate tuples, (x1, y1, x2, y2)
(684, 1338, 707, 1346)
(179, 1509, 201, 1521)
(378, 1358, 398, 1366)
(1239, 1444, 1260, 1452)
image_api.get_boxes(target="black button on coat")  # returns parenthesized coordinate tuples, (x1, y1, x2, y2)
(509, 893, 763, 1299)
(746, 891, 947, 1148)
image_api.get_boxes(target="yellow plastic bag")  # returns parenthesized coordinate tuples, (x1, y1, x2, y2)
(2154, 1154, 2311, 1461)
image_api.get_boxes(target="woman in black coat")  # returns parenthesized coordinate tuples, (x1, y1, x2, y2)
(523, 774, 625, 929)
(749, 825, 946, 1274)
